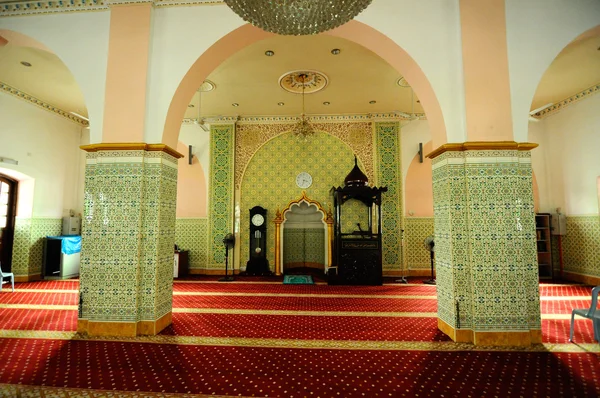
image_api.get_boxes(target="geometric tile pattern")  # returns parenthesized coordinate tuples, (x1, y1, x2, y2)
(404, 217, 434, 271)
(432, 149, 541, 332)
(283, 227, 325, 267)
(235, 121, 373, 189)
(562, 216, 600, 278)
(11, 218, 61, 277)
(175, 218, 208, 270)
(208, 124, 235, 270)
(79, 149, 178, 323)
(240, 131, 358, 271)
(375, 122, 403, 271)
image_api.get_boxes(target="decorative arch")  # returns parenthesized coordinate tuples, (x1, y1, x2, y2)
(274, 191, 334, 276)
(162, 21, 447, 148)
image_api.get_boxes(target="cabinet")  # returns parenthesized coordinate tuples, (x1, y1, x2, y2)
(535, 213, 553, 280)
(174, 250, 189, 278)
(43, 236, 81, 279)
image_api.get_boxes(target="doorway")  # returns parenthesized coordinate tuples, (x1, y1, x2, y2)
(0, 175, 17, 271)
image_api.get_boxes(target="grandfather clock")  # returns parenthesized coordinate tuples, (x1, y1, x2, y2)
(245, 206, 271, 275)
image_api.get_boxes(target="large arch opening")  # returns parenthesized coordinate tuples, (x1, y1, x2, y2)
(526, 24, 600, 286)
(162, 21, 447, 148)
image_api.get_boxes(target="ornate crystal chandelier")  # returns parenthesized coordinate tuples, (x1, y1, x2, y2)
(293, 73, 315, 140)
(224, 0, 374, 36)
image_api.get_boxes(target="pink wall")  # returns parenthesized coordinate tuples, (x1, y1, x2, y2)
(176, 141, 207, 218)
(102, 4, 152, 143)
(405, 141, 434, 217)
(460, 0, 514, 141)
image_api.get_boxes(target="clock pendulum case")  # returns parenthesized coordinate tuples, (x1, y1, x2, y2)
(245, 206, 271, 275)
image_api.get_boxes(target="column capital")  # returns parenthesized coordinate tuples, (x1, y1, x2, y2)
(426, 141, 538, 160)
(80, 142, 184, 158)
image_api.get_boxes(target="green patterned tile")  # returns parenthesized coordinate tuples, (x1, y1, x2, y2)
(11, 218, 61, 277)
(175, 218, 208, 270)
(432, 150, 540, 333)
(375, 122, 403, 271)
(562, 216, 600, 277)
(208, 124, 235, 269)
(239, 130, 364, 271)
(404, 218, 434, 270)
(80, 150, 178, 325)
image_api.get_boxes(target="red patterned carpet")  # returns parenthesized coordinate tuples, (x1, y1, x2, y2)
(0, 277, 599, 397)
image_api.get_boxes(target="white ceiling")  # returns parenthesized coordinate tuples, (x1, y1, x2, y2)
(0, 29, 598, 123)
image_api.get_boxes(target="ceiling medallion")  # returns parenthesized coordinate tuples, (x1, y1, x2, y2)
(279, 70, 328, 94)
(224, 0, 374, 36)
(199, 80, 216, 92)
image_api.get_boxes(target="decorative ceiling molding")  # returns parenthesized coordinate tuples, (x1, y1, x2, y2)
(0, 81, 89, 126)
(182, 112, 425, 125)
(532, 83, 600, 119)
(0, 0, 222, 17)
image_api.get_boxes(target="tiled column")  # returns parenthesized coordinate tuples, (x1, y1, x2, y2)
(431, 143, 541, 346)
(375, 122, 403, 273)
(207, 124, 235, 271)
(78, 144, 182, 336)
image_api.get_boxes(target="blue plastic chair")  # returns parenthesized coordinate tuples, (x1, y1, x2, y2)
(0, 262, 14, 292)
(569, 286, 600, 342)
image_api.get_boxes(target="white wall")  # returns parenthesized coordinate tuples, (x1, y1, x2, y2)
(0, 92, 85, 218)
(0, 11, 111, 144)
(530, 94, 600, 215)
(506, 0, 600, 142)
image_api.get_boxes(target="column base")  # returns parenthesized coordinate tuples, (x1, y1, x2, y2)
(438, 318, 542, 346)
(78, 312, 172, 337)
(14, 274, 41, 283)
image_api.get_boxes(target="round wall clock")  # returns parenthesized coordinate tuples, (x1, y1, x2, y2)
(296, 172, 313, 189)
(251, 213, 265, 227)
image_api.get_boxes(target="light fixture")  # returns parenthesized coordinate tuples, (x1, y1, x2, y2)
(232, 103, 239, 107)
(278, 102, 285, 106)
(20, 61, 32, 67)
(292, 73, 315, 141)
(0, 157, 18, 165)
(369, 100, 376, 104)
(323, 101, 330, 106)
(265, 50, 275, 56)
(331, 49, 341, 55)
(224, 0, 374, 36)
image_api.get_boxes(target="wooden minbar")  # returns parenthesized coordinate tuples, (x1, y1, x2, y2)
(330, 157, 387, 285)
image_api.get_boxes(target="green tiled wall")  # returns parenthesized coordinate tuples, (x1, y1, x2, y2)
(175, 218, 208, 270)
(12, 218, 61, 276)
(283, 227, 325, 267)
(404, 217, 434, 271)
(240, 130, 361, 271)
(563, 215, 600, 278)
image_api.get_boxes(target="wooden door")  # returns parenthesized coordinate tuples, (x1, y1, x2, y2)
(0, 176, 17, 272)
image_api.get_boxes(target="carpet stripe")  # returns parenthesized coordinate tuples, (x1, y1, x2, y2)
(0, 304, 588, 320)
(173, 291, 438, 299)
(0, 331, 598, 353)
